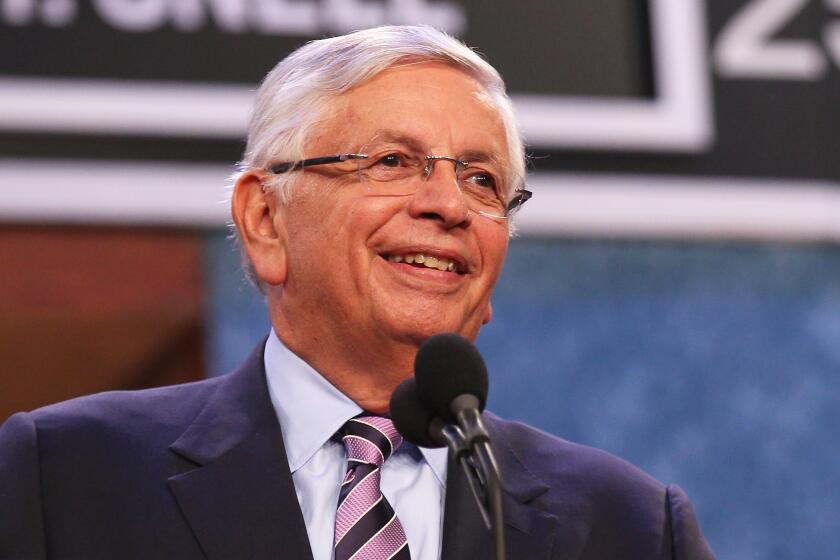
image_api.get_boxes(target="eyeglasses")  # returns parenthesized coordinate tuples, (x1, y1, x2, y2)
(267, 144, 532, 220)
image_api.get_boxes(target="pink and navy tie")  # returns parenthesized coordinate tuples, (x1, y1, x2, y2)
(334, 416, 411, 560)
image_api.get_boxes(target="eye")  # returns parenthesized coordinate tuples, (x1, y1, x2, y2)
(376, 152, 405, 168)
(463, 170, 498, 191)
(359, 148, 420, 182)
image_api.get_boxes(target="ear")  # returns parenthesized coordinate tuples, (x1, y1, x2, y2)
(231, 171, 288, 286)
(482, 301, 493, 325)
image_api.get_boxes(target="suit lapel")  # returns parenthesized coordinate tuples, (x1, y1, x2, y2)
(167, 344, 314, 560)
(441, 414, 559, 560)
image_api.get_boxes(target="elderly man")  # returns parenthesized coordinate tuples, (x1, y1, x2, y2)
(0, 26, 714, 560)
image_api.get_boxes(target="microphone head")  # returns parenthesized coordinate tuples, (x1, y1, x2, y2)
(414, 333, 488, 422)
(389, 378, 446, 448)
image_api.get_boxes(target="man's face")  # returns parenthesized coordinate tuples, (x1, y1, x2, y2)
(273, 62, 511, 348)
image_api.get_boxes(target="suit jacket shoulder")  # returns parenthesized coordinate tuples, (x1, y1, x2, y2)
(0, 343, 314, 560)
(484, 414, 715, 559)
(488, 413, 665, 503)
(20, 374, 224, 448)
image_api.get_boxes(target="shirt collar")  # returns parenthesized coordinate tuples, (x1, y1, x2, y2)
(263, 330, 448, 486)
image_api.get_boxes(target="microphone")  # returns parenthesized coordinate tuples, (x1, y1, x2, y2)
(410, 333, 506, 560)
(389, 376, 491, 530)
(412, 333, 489, 427)
(390, 377, 445, 448)
(390, 377, 474, 462)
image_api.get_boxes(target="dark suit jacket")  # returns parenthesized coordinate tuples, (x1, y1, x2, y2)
(0, 344, 715, 559)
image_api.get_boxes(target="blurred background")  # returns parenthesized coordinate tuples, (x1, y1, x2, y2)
(2, 1, 839, 558)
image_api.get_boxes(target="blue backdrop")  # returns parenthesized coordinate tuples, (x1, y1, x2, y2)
(205, 232, 840, 560)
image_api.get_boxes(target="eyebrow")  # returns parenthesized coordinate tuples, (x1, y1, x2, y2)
(366, 129, 507, 168)
(458, 150, 505, 169)
(365, 130, 425, 152)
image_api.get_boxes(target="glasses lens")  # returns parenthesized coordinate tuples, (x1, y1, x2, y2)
(456, 164, 508, 218)
(355, 144, 424, 195)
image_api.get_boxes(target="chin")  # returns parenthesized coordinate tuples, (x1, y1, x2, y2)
(383, 318, 478, 347)
(373, 300, 483, 345)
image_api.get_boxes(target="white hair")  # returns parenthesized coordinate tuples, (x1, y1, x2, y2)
(233, 25, 526, 289)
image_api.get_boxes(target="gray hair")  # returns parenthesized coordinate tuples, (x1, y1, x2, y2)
(234, 25, 525, 290)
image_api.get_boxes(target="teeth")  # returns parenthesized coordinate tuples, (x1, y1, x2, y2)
(387, 253, 458, 272)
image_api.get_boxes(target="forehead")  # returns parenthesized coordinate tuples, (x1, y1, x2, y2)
(308, 62, 508, 160)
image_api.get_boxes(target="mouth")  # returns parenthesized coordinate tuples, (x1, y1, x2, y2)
(380, 251, 466, 275)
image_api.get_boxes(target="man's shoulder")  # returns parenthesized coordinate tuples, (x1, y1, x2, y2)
(11, 375, 227, 445)
(486, 412, 666, 500)
(485, 415, 715, 557)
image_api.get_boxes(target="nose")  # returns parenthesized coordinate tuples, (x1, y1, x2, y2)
(406, 157, 472, 228)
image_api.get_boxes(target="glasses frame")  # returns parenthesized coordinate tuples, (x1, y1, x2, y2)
(268, 152, 533, 218)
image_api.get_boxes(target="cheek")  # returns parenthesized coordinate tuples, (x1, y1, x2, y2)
(481, 229, 509, 279)
(283, 203, 347, 278)
(340, 199, 399, 278)
(345, 195, 402, 239)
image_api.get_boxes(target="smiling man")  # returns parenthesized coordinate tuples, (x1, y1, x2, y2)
(0, 26, 714, 560)
(234, 58, 517, 415)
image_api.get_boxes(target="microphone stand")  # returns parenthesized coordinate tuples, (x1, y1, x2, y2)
(435, 424, 493, 531)
(454, 408, 505, 560)
(392, 373, 504, 558)
(444, 395, 506, 560)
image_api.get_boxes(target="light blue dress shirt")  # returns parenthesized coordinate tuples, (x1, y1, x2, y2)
(264, 331, 448, 560)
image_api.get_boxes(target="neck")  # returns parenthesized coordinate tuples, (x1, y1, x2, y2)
(270, 315, 417, 415)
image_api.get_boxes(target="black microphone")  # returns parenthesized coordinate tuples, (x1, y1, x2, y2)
(413, 333, 489, 445)
(390, 377, 472, 461)
(389, 376, 492, 531)
(411, 333, 506, 560)
(390, 377, 445, 448)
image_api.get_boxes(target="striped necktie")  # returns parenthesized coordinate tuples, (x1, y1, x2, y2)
(334, 416, 411, 560)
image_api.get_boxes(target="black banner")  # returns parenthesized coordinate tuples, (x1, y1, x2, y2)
(1, 0, 838, 231)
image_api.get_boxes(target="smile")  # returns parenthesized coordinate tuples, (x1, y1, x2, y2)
(385, 253, 462, 274)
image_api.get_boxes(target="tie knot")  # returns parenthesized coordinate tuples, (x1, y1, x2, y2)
(341, 416, 403, 467)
